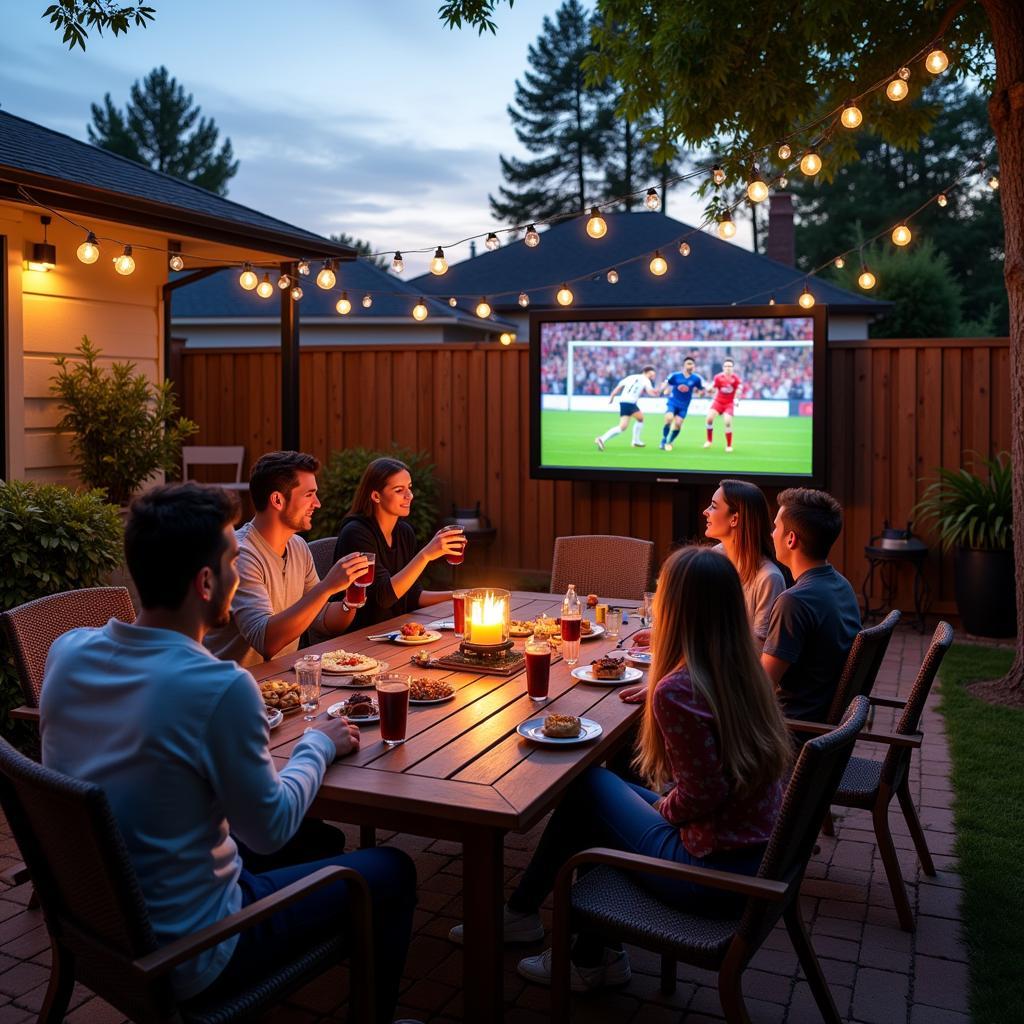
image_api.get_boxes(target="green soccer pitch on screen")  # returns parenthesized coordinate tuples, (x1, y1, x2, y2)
(529, 305, 827, 487)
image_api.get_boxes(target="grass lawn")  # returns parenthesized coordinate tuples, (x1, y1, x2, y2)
(938, 644, 1024, 1023)
(540, 409, 813, 476)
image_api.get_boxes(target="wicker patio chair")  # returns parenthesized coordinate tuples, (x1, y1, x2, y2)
(829, 621, 954, 931)
(550, 535, 655, 602)
(307, 537, 338, 581)
(0, 587, 136, 711)
(0, 736, 374, 1024)
(824, 610, 902, 724)
(550, 696, 871, 1023)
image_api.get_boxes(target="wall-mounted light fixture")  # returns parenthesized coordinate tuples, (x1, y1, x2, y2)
(27, 215, 56, 272)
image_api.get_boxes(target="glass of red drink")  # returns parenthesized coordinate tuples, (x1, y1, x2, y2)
(452, 589, 468, 638)
(444, 528, 467, 566)
(346, 584, 367, 609)
(560, 615, 582, 667)
(356, 552, 376, 587)
(525, 636, 552, 701)
(376, 674, 410, 746)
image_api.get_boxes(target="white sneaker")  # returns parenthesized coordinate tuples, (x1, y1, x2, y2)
(517, 947, 631, 992)
(726, 445, 733, 452)
(631, 441, 646, 447)
(594, 437, 605, 451)
(448, 905, 544, 945)
(703, 440, 713, 448)
(664, 443, 673, 452)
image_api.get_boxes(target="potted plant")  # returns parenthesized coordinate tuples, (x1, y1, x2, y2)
(51, 336, 198, 506)
(914, 452, 1014, 637)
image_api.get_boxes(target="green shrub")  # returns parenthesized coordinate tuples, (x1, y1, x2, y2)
(307, 446, 440, 544)
(0, 481, 123, 739)
(52, 336, 198, 505)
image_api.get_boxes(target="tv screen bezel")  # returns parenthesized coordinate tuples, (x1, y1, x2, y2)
(529, 303, 828, 488)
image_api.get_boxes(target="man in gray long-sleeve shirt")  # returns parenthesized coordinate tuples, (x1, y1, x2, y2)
(41, 484, 416, 1020)
(205, 451, 368, 668)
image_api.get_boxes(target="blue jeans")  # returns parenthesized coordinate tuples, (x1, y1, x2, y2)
(508, 766, 766, 951)
(199, 846, 415, 1024)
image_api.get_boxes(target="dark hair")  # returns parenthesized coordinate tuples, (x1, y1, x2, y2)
(348, 457, 411, 518)
(777, 487, 844, 559)
(249, 451, 320, 511)
(125, 483, 239, 610)
(642, 364, 656, 374)
(684, 356, 696, 364)
(719, 479, 775, 586)
(723, 357, 735, 365)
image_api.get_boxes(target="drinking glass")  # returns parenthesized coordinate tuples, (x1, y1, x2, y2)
(356, 552, 376, 587)
(560, 614, 582, 667)
(452, 589, 468, 639)
(295, 654, 322, 720)
(605, 607, 622, 638)
(376, 673, 411, 745)
(345, 584, 367, 608)
(641, 591, 655, 627)
(444, 527, 467, 566)
(525, 635, 552, 701)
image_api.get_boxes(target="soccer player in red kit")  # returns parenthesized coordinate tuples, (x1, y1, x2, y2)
(704, 357, 742, 452)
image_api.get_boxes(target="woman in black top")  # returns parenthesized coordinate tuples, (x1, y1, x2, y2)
(332, 457, 465, 629)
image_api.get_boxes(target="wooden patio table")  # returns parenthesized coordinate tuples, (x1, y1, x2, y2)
(251, 591, 646, 1023)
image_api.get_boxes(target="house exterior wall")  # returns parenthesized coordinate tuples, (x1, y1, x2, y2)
(176, 321, 455, 349)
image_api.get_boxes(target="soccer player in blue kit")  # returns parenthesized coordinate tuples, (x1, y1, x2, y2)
(659, 356, 705, 451)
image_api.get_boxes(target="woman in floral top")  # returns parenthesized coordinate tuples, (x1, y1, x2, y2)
(449, 545, 793, 992)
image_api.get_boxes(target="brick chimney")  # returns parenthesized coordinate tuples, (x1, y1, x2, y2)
(766, 193, 795, 266)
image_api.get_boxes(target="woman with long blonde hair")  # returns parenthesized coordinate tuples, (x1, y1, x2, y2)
(449, 546, 792, 993)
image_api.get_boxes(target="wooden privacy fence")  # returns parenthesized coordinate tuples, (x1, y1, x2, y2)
(179, 336, 1010, 618)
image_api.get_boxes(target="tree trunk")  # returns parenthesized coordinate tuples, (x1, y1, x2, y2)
(981, 0, 1024, 693)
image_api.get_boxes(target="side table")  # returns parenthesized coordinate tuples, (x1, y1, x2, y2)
(862, 542, 930, 633)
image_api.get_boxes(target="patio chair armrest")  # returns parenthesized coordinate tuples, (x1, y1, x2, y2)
(785, 718, 922, 749)
(554, 847, 788, 905)
(8, 706, 39, 723)
(132, 865, 369, 978)
(868, 696, 907, 710)
(0, 862, 31, 887)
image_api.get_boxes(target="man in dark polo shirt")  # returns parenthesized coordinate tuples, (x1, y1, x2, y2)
(762, 487, 861, 721)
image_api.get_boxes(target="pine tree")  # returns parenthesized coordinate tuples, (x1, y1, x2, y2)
(87, 66, 238, 196)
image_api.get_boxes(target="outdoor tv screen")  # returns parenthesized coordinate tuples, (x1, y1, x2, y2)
(530, 305, 826, 487)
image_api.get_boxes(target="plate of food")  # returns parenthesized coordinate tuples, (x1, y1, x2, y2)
(327, 693, 380, 723)
(531, 616, 560, 638)
(335, 664, 389, 689)
(266, 707, 284, 730)
(517, 714, 603, 746)
(580, 621, 605, 641)
(260, 678, 303, 713)
(409, 677, 455, 704)
(509, 619, 536, 638)
(571, 655, 644, 686)
(393, 623, 443, 645)
(625, 648, 652, 668)
(319, 650, 380, 675)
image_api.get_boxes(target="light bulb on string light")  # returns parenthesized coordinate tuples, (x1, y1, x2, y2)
(518, 291, 530, 308)
(524, 224, 540, 247)
(485, 232, 500, 251)
(711, 164, 726, 185)
(840, 101, 863, 129)
(606, 268, 619, 284)
(392, 251, 404, 273)
(798, 285, 815, 309)
(278, 273, 291, 290)
(644, 187, 660, 211)
(988, 175, 1000, 190)
(412, 298, 429, 321)
(678, 241, 691, 257)
(362, 294, 373, 309)
(747, 170, 769, 204)
(256, 274, 274, 299)
(779, 175, 789, 189)
(834, 256, 845, 269)
(778, 144, 792, 161)
(886, 77, 909, 101)
(499, 332, 513, 346)
(429, 247, 448, 275)
(649, 251, 668, 276)
(239, 264, 258, 291)
(937, 193, 948, 207)
(449, 296, 458, 307)
(113, 245, 135, 276)
(800, 149, 822, 176)
(556, 283, 574, 306)
(858, 266, 876, 290)
(717, 211, 736, 239)
(316, 261, 336, 290)
(168, 243, 185, 272)
(297, 260, 310, 277)
(336, 292, 352, 315)
(76, 232, 100, 265)
(475, 298, 492, 319)
(898, 65, 911, 80)
(891, 224, 912, 246)
(290, 286, 303, 301)
(768, 295, 776, 306)
(586, 207, 608, 238)
(926, 48, 949, 74)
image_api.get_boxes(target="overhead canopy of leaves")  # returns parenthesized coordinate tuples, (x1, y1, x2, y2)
(42, 1, 154, 50)
(437, 0, 514, 35)
(88, 66, 238, 196)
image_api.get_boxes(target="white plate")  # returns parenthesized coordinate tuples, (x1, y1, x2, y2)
(266, 708, 283, 730)
(579, 624, 606, 641)
(427, 619, 455, 631)
(409, 692, 456, 705)
(517, 716, 603, 746)
(321, 660, 381, 676)
(392, 630, 443, 646)
(570, 665, 644, 686)
(322, 660, 388, 684)
(328, 699, 380, 723)
(625, 649, 652, 667)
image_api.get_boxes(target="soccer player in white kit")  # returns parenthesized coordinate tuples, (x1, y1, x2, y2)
(595, 365, 660, 450)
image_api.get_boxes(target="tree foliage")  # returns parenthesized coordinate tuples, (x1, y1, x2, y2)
(88, 66, 238, 196)
(42, 1, 154, 50)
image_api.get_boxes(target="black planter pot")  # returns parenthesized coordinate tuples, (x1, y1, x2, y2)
(954, 546, 1017, 638)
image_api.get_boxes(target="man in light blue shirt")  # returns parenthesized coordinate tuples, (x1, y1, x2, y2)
(40, 484, 416, 1022)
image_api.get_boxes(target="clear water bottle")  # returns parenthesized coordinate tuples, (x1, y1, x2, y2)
(561, 583, 582, 667)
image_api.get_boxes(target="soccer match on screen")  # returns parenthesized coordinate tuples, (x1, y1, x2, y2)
(537, 315, 816, 477)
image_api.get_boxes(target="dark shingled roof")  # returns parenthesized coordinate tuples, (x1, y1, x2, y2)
(409, 211, 887, 315)
(0, 109, 349, 258)
(171, 259, 515, 329)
